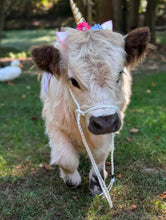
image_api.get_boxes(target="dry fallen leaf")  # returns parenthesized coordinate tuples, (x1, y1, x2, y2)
(117, 173, 122, 178)
(72, 196, 77, 200)
(130, 128, 139, 133)
(159, 191, 166, 199)
(131, 204, 137, 211)
(146, 89, 151, 94)
(31, 117, 38, 122)
(44, 164, 54, 170)
(151, 82, 156, 87)
(106, 161, 111, 165)
(127, 137, 132, 142)
(16, 166, 22, 170)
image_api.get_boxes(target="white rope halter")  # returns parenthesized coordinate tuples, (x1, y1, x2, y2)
(69, 89, 120, 208)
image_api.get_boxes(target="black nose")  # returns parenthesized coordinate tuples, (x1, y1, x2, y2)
(88, 113, 121, 135)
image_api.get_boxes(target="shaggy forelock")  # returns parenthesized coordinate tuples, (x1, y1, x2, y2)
(61, 29, 126, 90)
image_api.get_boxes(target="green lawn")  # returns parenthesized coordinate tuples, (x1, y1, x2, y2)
(1, 29, 57, 58)
(0, 70, 166, 219)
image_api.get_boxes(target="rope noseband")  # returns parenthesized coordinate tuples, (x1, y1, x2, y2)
(69, 89, 120, 208)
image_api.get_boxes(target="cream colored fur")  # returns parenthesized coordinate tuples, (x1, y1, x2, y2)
(40, 29, 132, 185)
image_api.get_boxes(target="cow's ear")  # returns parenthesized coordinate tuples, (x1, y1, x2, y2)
(31, 45, 61, 76)
(125, 27, 150, 69)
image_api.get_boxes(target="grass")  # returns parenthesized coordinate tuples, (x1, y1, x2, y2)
(156, 31, 166, 45)
(0, 68, 166, 219)
(0, 29, 57, 58)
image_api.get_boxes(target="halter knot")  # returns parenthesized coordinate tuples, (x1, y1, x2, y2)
(76, 109, 85, 116)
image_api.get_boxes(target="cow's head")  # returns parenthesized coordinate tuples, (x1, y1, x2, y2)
(31, 27, 150, 135)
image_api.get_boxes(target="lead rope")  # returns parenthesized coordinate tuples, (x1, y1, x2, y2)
(69, 89, 119, 208)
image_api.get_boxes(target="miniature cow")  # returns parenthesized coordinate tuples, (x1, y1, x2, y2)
(31, 27, 150, 196)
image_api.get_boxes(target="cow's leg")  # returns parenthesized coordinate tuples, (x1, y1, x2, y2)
(49, 131, 81, 187)
(89, 160, 108, 196)
(89, 136, 112, 196)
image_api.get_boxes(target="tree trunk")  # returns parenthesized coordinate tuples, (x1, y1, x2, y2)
(112, 0, 127, 33)
(94, 0, 102, 23)
(0, 0, 5, 46)
(77, 0, 87, 19)
(127, 0, 140, 31)
(145, 0, 156, 43)
(101, 0, 113, 23)
(87, 0, 92, 25)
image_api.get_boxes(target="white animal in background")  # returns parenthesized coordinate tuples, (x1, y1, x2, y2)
(0, 60, 23, 82)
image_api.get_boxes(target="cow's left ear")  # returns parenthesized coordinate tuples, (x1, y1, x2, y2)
(125, 27, 150, 69)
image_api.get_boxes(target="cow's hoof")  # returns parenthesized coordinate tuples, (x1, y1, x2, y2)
(89, 173, 103, 196)
(66, 179, 79, 188)
(89, 167, 107, 197)
(60, 169, 81, 188)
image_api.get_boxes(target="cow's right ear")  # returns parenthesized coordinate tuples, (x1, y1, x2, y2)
(31, 45, 61, 76)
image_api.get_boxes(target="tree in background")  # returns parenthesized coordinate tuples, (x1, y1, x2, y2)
(0, 0, 5, 45)
(145, 0, 157, 43)
(0, 0, 166, 46)
(127, 0, 140, 31)
(112, 0, 127, 33)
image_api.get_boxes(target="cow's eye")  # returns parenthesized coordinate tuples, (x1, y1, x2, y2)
(116, 71, 123, 83)
(68, 77, 80, 89)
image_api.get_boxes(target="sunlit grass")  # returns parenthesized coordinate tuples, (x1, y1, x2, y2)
(1, 29, 57, 58)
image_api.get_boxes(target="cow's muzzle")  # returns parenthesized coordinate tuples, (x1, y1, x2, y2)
(88, 113, 121, 135)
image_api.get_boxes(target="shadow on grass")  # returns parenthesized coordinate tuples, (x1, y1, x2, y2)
(0, 166, 92, 220)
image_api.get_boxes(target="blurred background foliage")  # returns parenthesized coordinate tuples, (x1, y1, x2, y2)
(0, 0, 166, 58)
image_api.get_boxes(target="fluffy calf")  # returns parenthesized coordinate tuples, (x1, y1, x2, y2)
(31, 27, 150, 195)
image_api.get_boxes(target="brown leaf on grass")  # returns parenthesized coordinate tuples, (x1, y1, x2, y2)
(72, 196, 77, 200)
(117, 173, 122, 178)
(31, 117, 38, 122)
(127, 137, 132, 142)
(16, 166, 22, 170)
(44, 164, 54, 170)
(131, 204, 137, 211)
(151, 82, 156, 87)
(159, 192, 166, 199)
(130, 128, 139, 133)
(106, 161, 111, 165)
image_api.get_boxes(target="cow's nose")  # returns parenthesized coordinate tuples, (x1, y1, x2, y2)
(88, 113, 121, 135)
